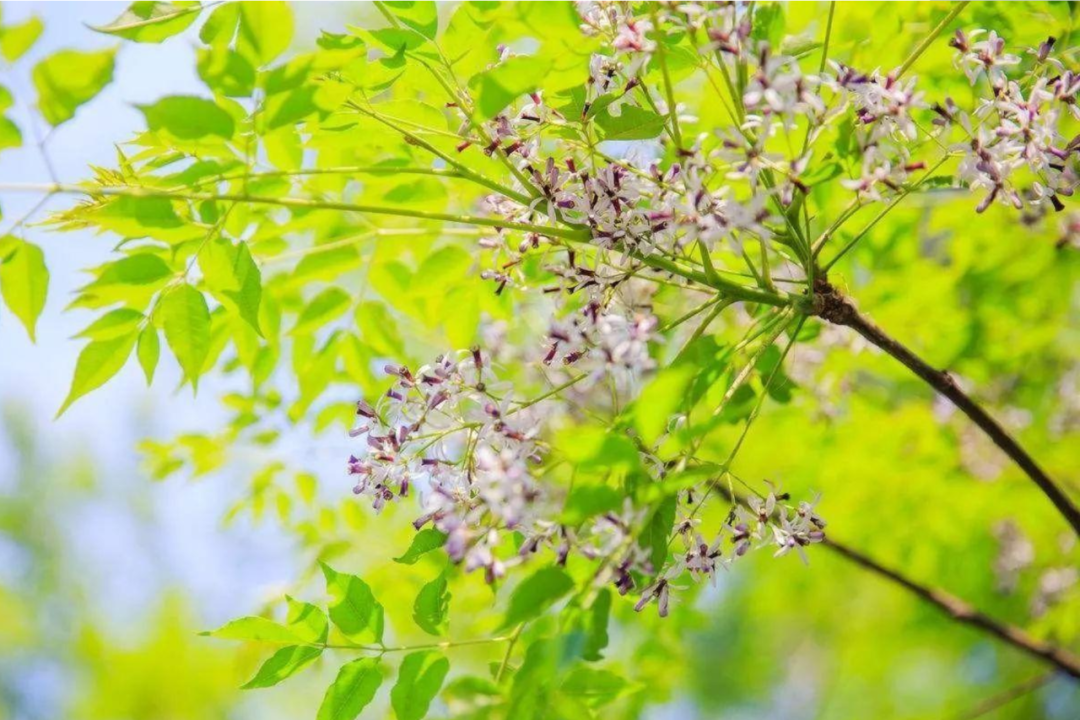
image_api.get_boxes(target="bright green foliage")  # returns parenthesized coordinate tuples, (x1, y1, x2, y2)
(394, 528, 446, 565)
(500, 567, 575, 630)
(56, 333, 136, 417)
(90, 1, 203, 43)
(412, 569, 450, 637)
(317, 658, 383, 720)
(0, 236, 48, 341)
(390, 651, 450, 720)
(2, 2, 1079, 720)
(160, 284, 211, 389)
(321, 563, 385, 644)
(32, 48, 115, 126)
(139, 95, 236, 139)
(0, 14, 42, 62)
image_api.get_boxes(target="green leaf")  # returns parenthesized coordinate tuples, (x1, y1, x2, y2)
(203, 616, 305, 644)
(136, 325, 160, 384)
(88, 254, 172, 288)
(634, 367, 693, 444)
(197, 45, 256, 97)
(199, 3, 239, 47)
(579, 590, 611, 662)
(413, 571, 450, 637)
(160, 284, 211, 388)
(321, 563, 384, 643)
(284, 596, 330, 643)
(199, 237, 261, 333)
(469, 55, 553, 119)
(74, 308, 143, 341)
(390, 651, 450, 720)
(292, 287, 351, 335)
(89, 2, 203, 43)
(0, 237, 48, 341)
(639, 496, 677, 573)
(561, 484, 622, 525)
(237, 2, 293, 66)
(33, 48, 115, 126)
(560, 667, 630, 707)
(382, 2, 438, 39)
(317, 658, 383, 720)
(394, 528, 447, 565)
(500, 566, 574, 630)
(139, 95, 235, 139)
(0, 116, 21, 154)
(0, 16, 44, 62)
(595, 104, 665, 141)
(56, 333, 137, 417)
(242, 645, 322, 689)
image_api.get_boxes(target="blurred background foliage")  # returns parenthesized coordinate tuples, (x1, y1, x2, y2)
(0, 1, 1078, 719)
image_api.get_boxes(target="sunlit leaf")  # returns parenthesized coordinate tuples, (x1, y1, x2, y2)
(0, 15, 44, 62)
(241, 645, 322, 689)
(390, 650, 450, 720)
(33, 48, 115, 126)
(412, 570, 450, 637)
(317, 658, 383, 720)
(89, 2, 203, 43)
(136, 325, 160, 384)
(0, 236, 48, 341)
(321, 563, 384, 643)
(160, 284, 211, 389)
(139, 95, 235, 139)
(500, 566, 574, 630)
(394, 528, 446, 565)
(237, 2, 293, 67)
(56, 333, 137, 417)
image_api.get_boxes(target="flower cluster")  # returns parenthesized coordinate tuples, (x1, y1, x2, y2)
(635, 489, 827, 616)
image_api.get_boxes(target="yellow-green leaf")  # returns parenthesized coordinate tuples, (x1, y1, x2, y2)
(317, 658, 383, 720)
(390, 651, 450, 720)
(139, 95, 235, 139)
(0, 236, 48, 341)
(33, 48, 115, 126)
(0, 16, 44, 62)
(160, 284, 211, 388)
(136, 325, 160, 384)
(89, 2, 203, 43)
(57, 333, 137, 417)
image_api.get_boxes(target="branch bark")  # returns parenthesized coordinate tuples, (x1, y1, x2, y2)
(813, 279, 1080, 537)
(708, 483, 1080, 679)
(822, 539, 1080, 680)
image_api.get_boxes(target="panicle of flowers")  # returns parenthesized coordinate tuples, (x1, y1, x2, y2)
(944, 31, 1080, 213)
(634, 487, 827, 616)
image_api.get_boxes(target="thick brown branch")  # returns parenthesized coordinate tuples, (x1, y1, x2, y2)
(822, 539, 1080, 680)
(709, 482, 1080, 679)
(812, 279, 1080, 537)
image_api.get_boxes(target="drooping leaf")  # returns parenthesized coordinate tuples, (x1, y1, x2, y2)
(390, 650, 450, 720)
(160, 284, 211, 388)
(0, 15, 44, 62)
(381, 1, 438, 39)
(136, 325, 160, 384)
(321, 563, 384, 643)
(89, 2, 203, 43)
(0, 116, 21, 154)
(237, 2, 293, 67)
(0, 236, 48, 341)
(292, 287, 351, 335)
(202, 616, 305, 644)
(394, 528, 447, 565)
(56, 333, 137, 417)
(242, 645, 322, 689)
(197, 45, 256, 97)
(469, 55, 553, 119)
(595, 104, 665, 141)
(33, 48, 115, 126)
(74, 308, 143, 341)
(413, 570, 450, 637)
(199, 237, 262, 332)
(139, 95, 236, 139)
(500, 566, 574, 630)
(317, 658, 383, 720)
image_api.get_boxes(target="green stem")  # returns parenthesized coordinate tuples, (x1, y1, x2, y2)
(896, 1, 970, 78)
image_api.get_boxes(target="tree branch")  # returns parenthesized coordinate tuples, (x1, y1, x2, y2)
(812, 279, 1080, 537)
(823, 539, 1080, 680)
(709, 482, 1080, 679)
